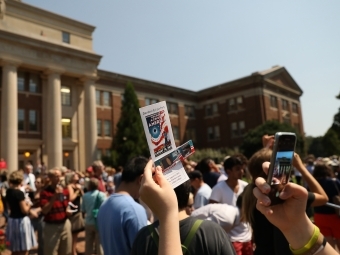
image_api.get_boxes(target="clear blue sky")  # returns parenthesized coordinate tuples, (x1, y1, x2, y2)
(25, 0, 340, 137)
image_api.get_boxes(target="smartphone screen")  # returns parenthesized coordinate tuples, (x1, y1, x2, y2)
(266, 132, 296, 205)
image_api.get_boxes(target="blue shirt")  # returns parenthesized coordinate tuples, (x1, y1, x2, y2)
(81, 190, 106, 225)
(97, 193, 147, 255)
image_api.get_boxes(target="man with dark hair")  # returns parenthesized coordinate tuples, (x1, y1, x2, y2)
(209, 156, 248, 205)
(188, 170, 212, 209)
(97, 156, 148, 255)
(195, 157, 221, 188)
(131, 180, 236, 255)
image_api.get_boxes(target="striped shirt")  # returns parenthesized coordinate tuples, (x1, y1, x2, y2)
(40, 186, 69, 223)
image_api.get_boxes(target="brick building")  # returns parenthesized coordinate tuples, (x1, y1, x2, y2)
(0, 0, 304, 171)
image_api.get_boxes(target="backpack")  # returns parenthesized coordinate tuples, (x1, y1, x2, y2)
(148, 219, 203, 255)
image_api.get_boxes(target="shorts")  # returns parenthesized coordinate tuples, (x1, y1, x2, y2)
(232, 241, 253, 255)
(314, 213, 340, 239)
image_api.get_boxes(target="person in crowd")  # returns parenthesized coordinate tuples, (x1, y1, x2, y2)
(136, 159, 339, 255)
(40, 168, 72, 255)
(113, 165, 123, 189)
(0, 170, 9, 224)
(185, 192, 194, 216)
(81, 178, 106, 255)
(30, 175, 45, 255)
(312, 163, 340, 249)
(22, 163, 36, 200)
(137, 160, 182, 255)
(242, 148, 328, 255)
(6, 170, 37, 255)
(188, 170, 212, 209)
(67, 172, 85, 255)
(192, 193, 253, 255)
(106, 176, 115, 195)
(195, 158, 221, 188)
(131, 165, 236, 255)
(92, 161, 106, 192)
(254, 161, 337, 255)
(59, 166, 69, 188)
(97, 156, 148, 255)
(209, 156, 248, 205)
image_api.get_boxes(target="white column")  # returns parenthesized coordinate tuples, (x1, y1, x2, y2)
(1, 64, 18, 172)
(84, 78, 97, 167)
(46, 72, 62, 168)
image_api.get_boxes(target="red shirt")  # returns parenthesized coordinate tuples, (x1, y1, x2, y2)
(40, 186, 69, 223)
(94, 176, 106, 192)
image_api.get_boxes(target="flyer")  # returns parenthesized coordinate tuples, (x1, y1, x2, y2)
(162, 161, 189, 189)
(154, 140, 195, 172)
(139, 101, 176, 161)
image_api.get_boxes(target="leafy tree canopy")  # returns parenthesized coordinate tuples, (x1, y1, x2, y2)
(322, 129, 340, 156)
(109, 82, 149, 167)
(240, 120, 305, 159)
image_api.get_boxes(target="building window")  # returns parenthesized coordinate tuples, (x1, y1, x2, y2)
(270, 95, 278, 108)
(18, 109, 25, 131)
(61, 86, 71, 106)
(173, 126, 179, 140)
(231, 122, 238, 137)
(103, 91, 111, 106)
(29, 110, 38, 131)
(185, 128, 196, 142)
(229, 98, 236, 111)
(205, 105, 212, 116)
(185, 105, 195, 118)
(105, 150, 111, 157)
(212, 103, 218, 114)
(97, 120, 102, 136)
(282, 99, 289, 111)
(29, 74, 39, 93)
(292, 103, 298, 114)
(145, 98, 158, 106)
(62, 31, 70, 43)
(167, 102, 178, 115)
(17, 72, 25, 91)
(207, 126, 220, 140)
(104, 120, 111, 136)
(237, 96, 244, 109)
(96, 90, 101, 105)
(239, 121, 245, 135)
(96, 149, 102, 160)
(61, 118, 72, 138)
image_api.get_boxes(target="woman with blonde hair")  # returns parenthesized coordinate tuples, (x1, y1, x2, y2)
(242, 148, 328, 255)
(6, 170, 37, 255)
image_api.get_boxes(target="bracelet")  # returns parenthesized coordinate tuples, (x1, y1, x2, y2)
(290, 226, 320, 255)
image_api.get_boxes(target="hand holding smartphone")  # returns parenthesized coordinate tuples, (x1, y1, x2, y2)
(266, 132, 297, 205)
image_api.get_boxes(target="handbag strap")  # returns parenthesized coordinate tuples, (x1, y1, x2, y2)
(93, 190, 101, 210)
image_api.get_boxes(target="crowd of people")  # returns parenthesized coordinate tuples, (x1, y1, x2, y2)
(0, 134, 340, 255)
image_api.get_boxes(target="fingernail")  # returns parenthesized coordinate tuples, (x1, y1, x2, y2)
(263, 197, 271, 206)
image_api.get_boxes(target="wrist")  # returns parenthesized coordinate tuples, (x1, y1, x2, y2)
(157, 209, 178, 223)
(283, 214, 315, 249)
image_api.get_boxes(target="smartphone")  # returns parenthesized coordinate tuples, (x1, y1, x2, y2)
(266, 132, 297, 205)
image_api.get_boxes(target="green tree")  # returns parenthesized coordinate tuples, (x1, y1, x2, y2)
(110, 82, 149, 167)
(306, 136, 325, 157)
(240, 120, 305, 159)
(322, 129, 340, 156)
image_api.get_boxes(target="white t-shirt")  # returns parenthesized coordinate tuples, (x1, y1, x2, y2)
(191, 203, 252, 242)
(194, 183, 212, 209)
(209, 179, 248, 206)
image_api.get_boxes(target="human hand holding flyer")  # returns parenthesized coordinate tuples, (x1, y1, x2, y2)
(139, 101, 191, 188)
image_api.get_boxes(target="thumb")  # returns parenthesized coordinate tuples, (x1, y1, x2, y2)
(153, 166, 170, 188)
